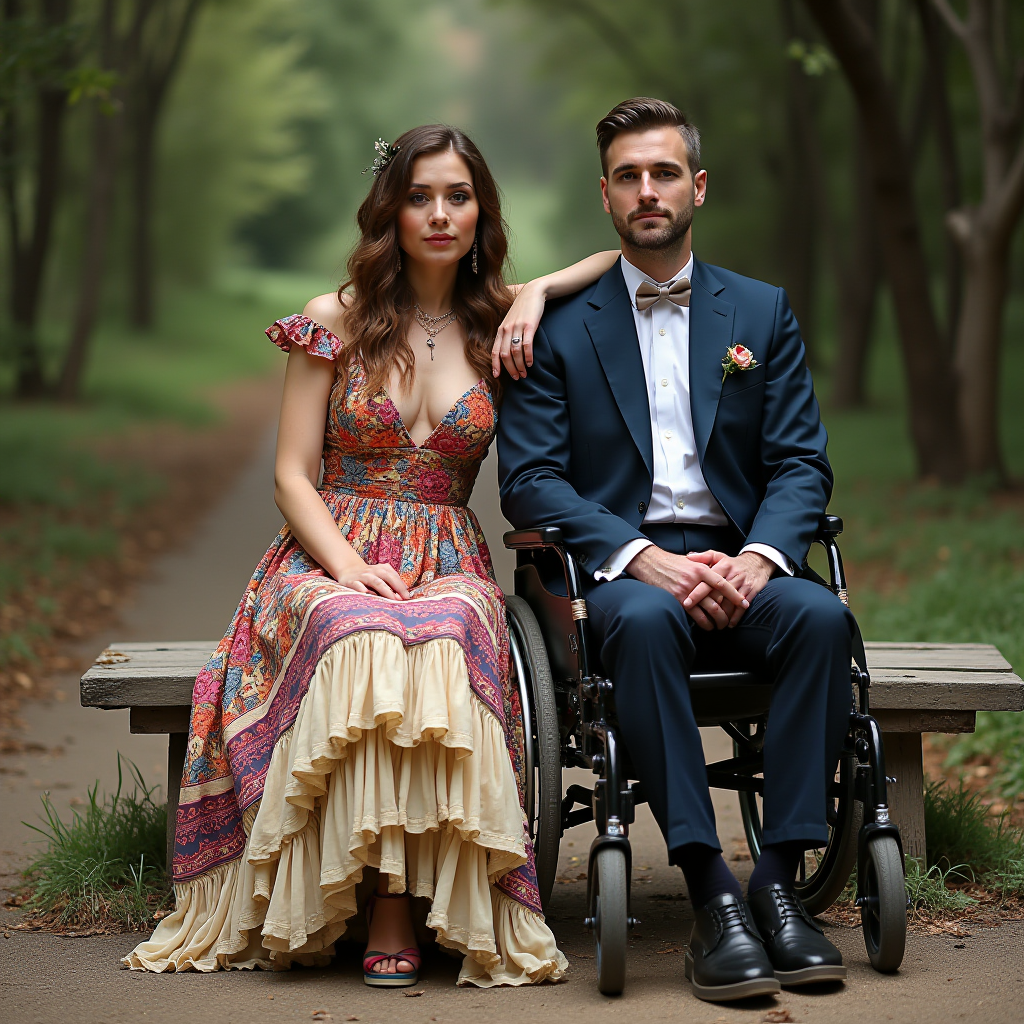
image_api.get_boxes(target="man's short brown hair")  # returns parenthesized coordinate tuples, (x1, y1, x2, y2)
(596, 97, 701, 177)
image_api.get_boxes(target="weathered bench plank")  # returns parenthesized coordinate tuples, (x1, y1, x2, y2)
(81, 639, 1024, 868)
(80, 640, 1024, 712)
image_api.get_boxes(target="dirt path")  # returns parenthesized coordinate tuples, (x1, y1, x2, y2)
(2, 444, 1023, 1022)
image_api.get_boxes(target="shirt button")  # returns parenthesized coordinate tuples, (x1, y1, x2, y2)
(659, 328, 667, 336)
(661, 378, 669, 387)
(664, 430, 672, 439)
(638, 501, 647, 514)
(677, 498, 686, 510)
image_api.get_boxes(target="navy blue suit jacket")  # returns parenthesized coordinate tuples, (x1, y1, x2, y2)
(496, 258, 832, 574)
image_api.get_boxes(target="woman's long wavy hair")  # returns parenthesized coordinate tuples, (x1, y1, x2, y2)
(340, 125, 512, 399)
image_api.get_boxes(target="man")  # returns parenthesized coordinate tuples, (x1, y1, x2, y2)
(498, 97, 855, 1002)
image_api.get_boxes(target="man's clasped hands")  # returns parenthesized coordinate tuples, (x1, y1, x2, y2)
(626, 546, 776, 631)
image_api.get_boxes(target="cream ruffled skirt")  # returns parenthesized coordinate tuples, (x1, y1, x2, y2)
(123, 632, 568, 986)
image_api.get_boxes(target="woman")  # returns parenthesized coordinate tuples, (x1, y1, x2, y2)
(124, 125, 618, 987)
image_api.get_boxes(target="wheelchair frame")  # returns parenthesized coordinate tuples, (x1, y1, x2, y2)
(504, 515, 908, 994)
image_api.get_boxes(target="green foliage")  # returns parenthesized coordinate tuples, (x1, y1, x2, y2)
(0, 271, 314, 666)
(904, 858, 977, 914)
(924, 779, 1024, 885)
(22, 757, 170, 931)
(155, 0, 325, 283)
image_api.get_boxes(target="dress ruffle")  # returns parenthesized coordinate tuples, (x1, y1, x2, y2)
(267, 314, 343, 361)
(124, 631, 567, 986)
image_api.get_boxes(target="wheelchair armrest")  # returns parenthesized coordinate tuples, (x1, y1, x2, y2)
(816, 514, 843, 540)
(503, 527, 565, 550)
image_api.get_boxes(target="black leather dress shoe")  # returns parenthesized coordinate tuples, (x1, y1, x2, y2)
(747, 883, 847, 985)
(684, 893, 781, 1002)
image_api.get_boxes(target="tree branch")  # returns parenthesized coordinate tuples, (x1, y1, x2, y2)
(996, 137, 1024, 230)
(558, 0, 680, 100)
(1008, 58, 1024, 135)
(930, 0, 969, 40)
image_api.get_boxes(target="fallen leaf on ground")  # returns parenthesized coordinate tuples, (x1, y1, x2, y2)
(345, 1016, 359, 1021)
(311, 1011, 332, 1021)
(763, 1011, 795, 1023)
(655, 946, 684, 954)
(404, 990, 426, 997)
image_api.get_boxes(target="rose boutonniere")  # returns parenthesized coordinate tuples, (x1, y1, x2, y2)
(721, 344, 758, 383)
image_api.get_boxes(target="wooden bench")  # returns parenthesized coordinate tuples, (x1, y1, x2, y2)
(80, 640, 1024, 867)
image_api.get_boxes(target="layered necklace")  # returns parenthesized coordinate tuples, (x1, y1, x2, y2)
(413, 303, 458, 360)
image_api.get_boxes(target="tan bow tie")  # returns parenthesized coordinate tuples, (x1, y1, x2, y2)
(635, 276, 691, 311)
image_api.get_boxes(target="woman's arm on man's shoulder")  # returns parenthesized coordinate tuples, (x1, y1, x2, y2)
(493, 250, 619, 380)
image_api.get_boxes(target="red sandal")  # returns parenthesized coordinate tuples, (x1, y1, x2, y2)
(363, 892, 421, 988)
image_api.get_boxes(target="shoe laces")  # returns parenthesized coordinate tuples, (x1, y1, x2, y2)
(715, 899, 751, 934)
(774, 886, 803, 921)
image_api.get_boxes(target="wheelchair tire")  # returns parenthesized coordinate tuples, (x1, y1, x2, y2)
(506, 594, 561, 909)
(592, 845, 628, 995)
(860, 833, 907, 973)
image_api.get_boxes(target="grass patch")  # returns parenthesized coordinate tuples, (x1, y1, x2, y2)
(20, 757, 170, 932)
(925, 778, 1024, 894)
(904, 859, 978, 914)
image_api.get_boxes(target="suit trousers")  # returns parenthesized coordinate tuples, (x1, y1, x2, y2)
(584, 524, 855, 856)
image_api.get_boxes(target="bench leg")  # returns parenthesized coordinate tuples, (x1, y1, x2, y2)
(882, 732, 926, 863)
(166, 733, 187, 874)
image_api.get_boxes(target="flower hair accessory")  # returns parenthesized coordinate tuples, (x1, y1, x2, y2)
(721, 344, 758, 382)
(363, 137, 400, 176)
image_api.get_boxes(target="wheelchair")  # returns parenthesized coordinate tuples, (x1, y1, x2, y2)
(503, 515, 908, 995)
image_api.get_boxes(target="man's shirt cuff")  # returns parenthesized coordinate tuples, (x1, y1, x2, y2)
(741, 542, 795, 576)
(594, 539, 653, 581)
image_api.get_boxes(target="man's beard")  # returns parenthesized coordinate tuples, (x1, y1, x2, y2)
(611, 195, 694, 251)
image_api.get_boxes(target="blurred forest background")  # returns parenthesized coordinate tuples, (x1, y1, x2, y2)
(2, 2, 1024, 798)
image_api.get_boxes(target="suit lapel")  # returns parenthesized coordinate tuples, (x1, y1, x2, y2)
(689, 259, 735, 464)
(583, 265, 654, 477)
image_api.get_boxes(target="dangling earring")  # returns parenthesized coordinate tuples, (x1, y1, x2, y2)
(471, 237, 479, 275)
(396, 248, 402, 272)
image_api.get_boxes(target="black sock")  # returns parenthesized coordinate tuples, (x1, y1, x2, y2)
(672, 842, 743, 908)
(747, 840, 805, 893)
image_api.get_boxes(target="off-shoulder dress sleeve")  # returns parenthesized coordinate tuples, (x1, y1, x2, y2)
(266, 313, 344, 361)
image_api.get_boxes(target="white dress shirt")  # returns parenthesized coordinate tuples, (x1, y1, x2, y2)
(595, 254, 794, 581)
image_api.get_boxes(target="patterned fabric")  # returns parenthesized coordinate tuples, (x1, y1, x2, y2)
(174, 315, 541, 915)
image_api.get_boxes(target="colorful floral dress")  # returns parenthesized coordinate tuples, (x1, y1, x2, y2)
(124, 314, 567, 986)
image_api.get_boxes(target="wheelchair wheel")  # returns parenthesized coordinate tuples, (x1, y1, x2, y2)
(591, 845, 628, 995)
(506, 594, 561, 909)
(860, 833, 907, 972)
(736, 745, 861, 917)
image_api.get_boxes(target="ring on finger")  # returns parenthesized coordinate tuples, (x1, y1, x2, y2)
(511, 337, 522, 346)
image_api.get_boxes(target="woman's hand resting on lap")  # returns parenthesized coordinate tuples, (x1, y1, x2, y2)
(334, 560, 410, 601)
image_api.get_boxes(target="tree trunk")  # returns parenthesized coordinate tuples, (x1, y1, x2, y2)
(129, 96, 158, 329)
(779, 0, 820, 364)
(3, 0, 72, 397)
(931, 0, 1024, 479)
(954, 233, 1009, 477)
(916, 0, 964, 345)
(58, 0, 158, 399)
(127, 0, 204, 329)
(57, 0, 127, 401)
(803, 0, 964, 482)
(56, 97, 125, 400)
